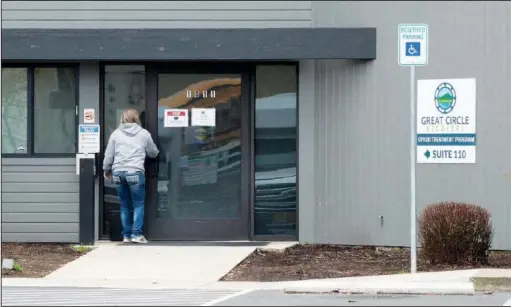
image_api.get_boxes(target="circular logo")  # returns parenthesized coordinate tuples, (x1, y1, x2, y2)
(194, 127, 209, 143)
(434, 82, 456, 114)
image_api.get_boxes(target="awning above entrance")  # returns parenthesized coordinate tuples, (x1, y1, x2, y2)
(2, 28, 376, 61)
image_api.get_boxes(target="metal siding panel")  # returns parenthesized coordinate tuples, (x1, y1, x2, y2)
(332, 62, 344, 244)
(2, 233, 79, 243)
(6, 10, 311, 21)
(2, 165, 76, 172)
(297, 60, 316, 243)
(2, 193, 79, 203)
(2, 203, 79, 213)
(3, 1, 312, 11)
(2, 173, 78, 183)
(314, 61, 327, 241)
(2, 223, 79, 233)
(311, 1, 511, 249)
(2, 1, 312, 29)
(2, 20, 312, 29)
(2, 158, 75, 166)
(1, 158, 79, 243)
(2, 213, 79, 223)
(324, 61, 336, 243)
(2, 183, 79, 193)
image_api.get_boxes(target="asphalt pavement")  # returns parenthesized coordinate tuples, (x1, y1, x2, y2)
(2, 287, 511, 306)
(218, 290, 511, 306)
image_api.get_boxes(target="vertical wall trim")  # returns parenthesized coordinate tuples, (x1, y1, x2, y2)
(298, 60, 316, 243)
(78, 62, 100, 241)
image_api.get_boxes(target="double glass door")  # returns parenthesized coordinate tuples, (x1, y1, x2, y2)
(145, 69, 250, 240)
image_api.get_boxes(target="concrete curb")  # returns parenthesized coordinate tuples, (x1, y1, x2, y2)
(471, 277, 511, 292)
(283, 282, 476, 296)
(469, 269, 511, 292)
(2, 278, 475, 295)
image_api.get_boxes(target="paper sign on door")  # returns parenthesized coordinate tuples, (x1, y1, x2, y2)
(164, 109, 189, 127)
(191, 108, 216, 127)
(83, 108, 96, 124)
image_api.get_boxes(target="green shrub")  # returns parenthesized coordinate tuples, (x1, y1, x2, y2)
(418, 201, 492, 265)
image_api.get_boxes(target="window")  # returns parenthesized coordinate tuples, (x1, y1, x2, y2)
(254, 65, 298, 237)
(1, 66, 78, 155)
(2, 68, 28, 154)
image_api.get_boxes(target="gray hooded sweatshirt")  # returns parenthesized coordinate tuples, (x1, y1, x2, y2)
(103, 123, 159, 173)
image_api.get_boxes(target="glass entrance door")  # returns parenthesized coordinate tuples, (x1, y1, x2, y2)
(146, 71, 249, 240)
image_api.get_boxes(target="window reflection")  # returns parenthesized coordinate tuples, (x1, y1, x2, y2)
(34, 67, 77, 153)
(1, 68, 28, 154)
(254, 65, 297, 236)
(156, 74, 242, 219)
(104, 65, 146, 142)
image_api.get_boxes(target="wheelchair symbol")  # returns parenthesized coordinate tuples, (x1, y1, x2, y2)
(405, 42, 421, 57)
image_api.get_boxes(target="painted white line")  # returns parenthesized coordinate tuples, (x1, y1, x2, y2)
(201, 289, 254, 306)
(503, 298, 511, 306)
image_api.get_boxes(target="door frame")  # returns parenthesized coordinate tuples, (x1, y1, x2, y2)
(144, 62, 253, 240)
(98, 61, 299, 242)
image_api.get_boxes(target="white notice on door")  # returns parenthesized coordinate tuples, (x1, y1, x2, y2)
(164, 109, 189, 127)
(191, 108, 216, 127)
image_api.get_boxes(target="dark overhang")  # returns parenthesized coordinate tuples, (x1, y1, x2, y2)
(2, 28, 376, 61)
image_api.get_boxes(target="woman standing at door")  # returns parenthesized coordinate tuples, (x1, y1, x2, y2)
(103, 109, 159, 243)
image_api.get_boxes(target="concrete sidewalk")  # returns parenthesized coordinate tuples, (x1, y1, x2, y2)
(45, 242, 261, 282)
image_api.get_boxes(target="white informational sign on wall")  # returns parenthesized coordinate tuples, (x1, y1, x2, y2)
(78, 124, 100, 153)
(191, 108, 216, 127)
(164, 109, 189, 127)
(417, 78, 476, 164)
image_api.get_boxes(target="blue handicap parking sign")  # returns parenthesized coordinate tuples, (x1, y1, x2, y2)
(405, 42, 421, 57)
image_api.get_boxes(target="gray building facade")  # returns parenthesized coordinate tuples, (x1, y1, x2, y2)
(2, 1, 510, 250)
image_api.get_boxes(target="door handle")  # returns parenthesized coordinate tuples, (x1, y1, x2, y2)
(146, 157, 158, 178)
(153, 140, 161, 177)
(145, 156, 159, 178)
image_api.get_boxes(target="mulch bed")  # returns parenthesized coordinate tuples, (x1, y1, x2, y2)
(221, 244, 511, 282)
(1, 243, 90, 278)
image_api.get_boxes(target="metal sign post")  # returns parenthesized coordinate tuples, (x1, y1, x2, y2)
(398, 23, 429, 274)
(0, 0, 3, 245)
(409, 65, 417, 273)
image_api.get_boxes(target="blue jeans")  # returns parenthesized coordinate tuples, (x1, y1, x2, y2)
(112, 171, 145, 238)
